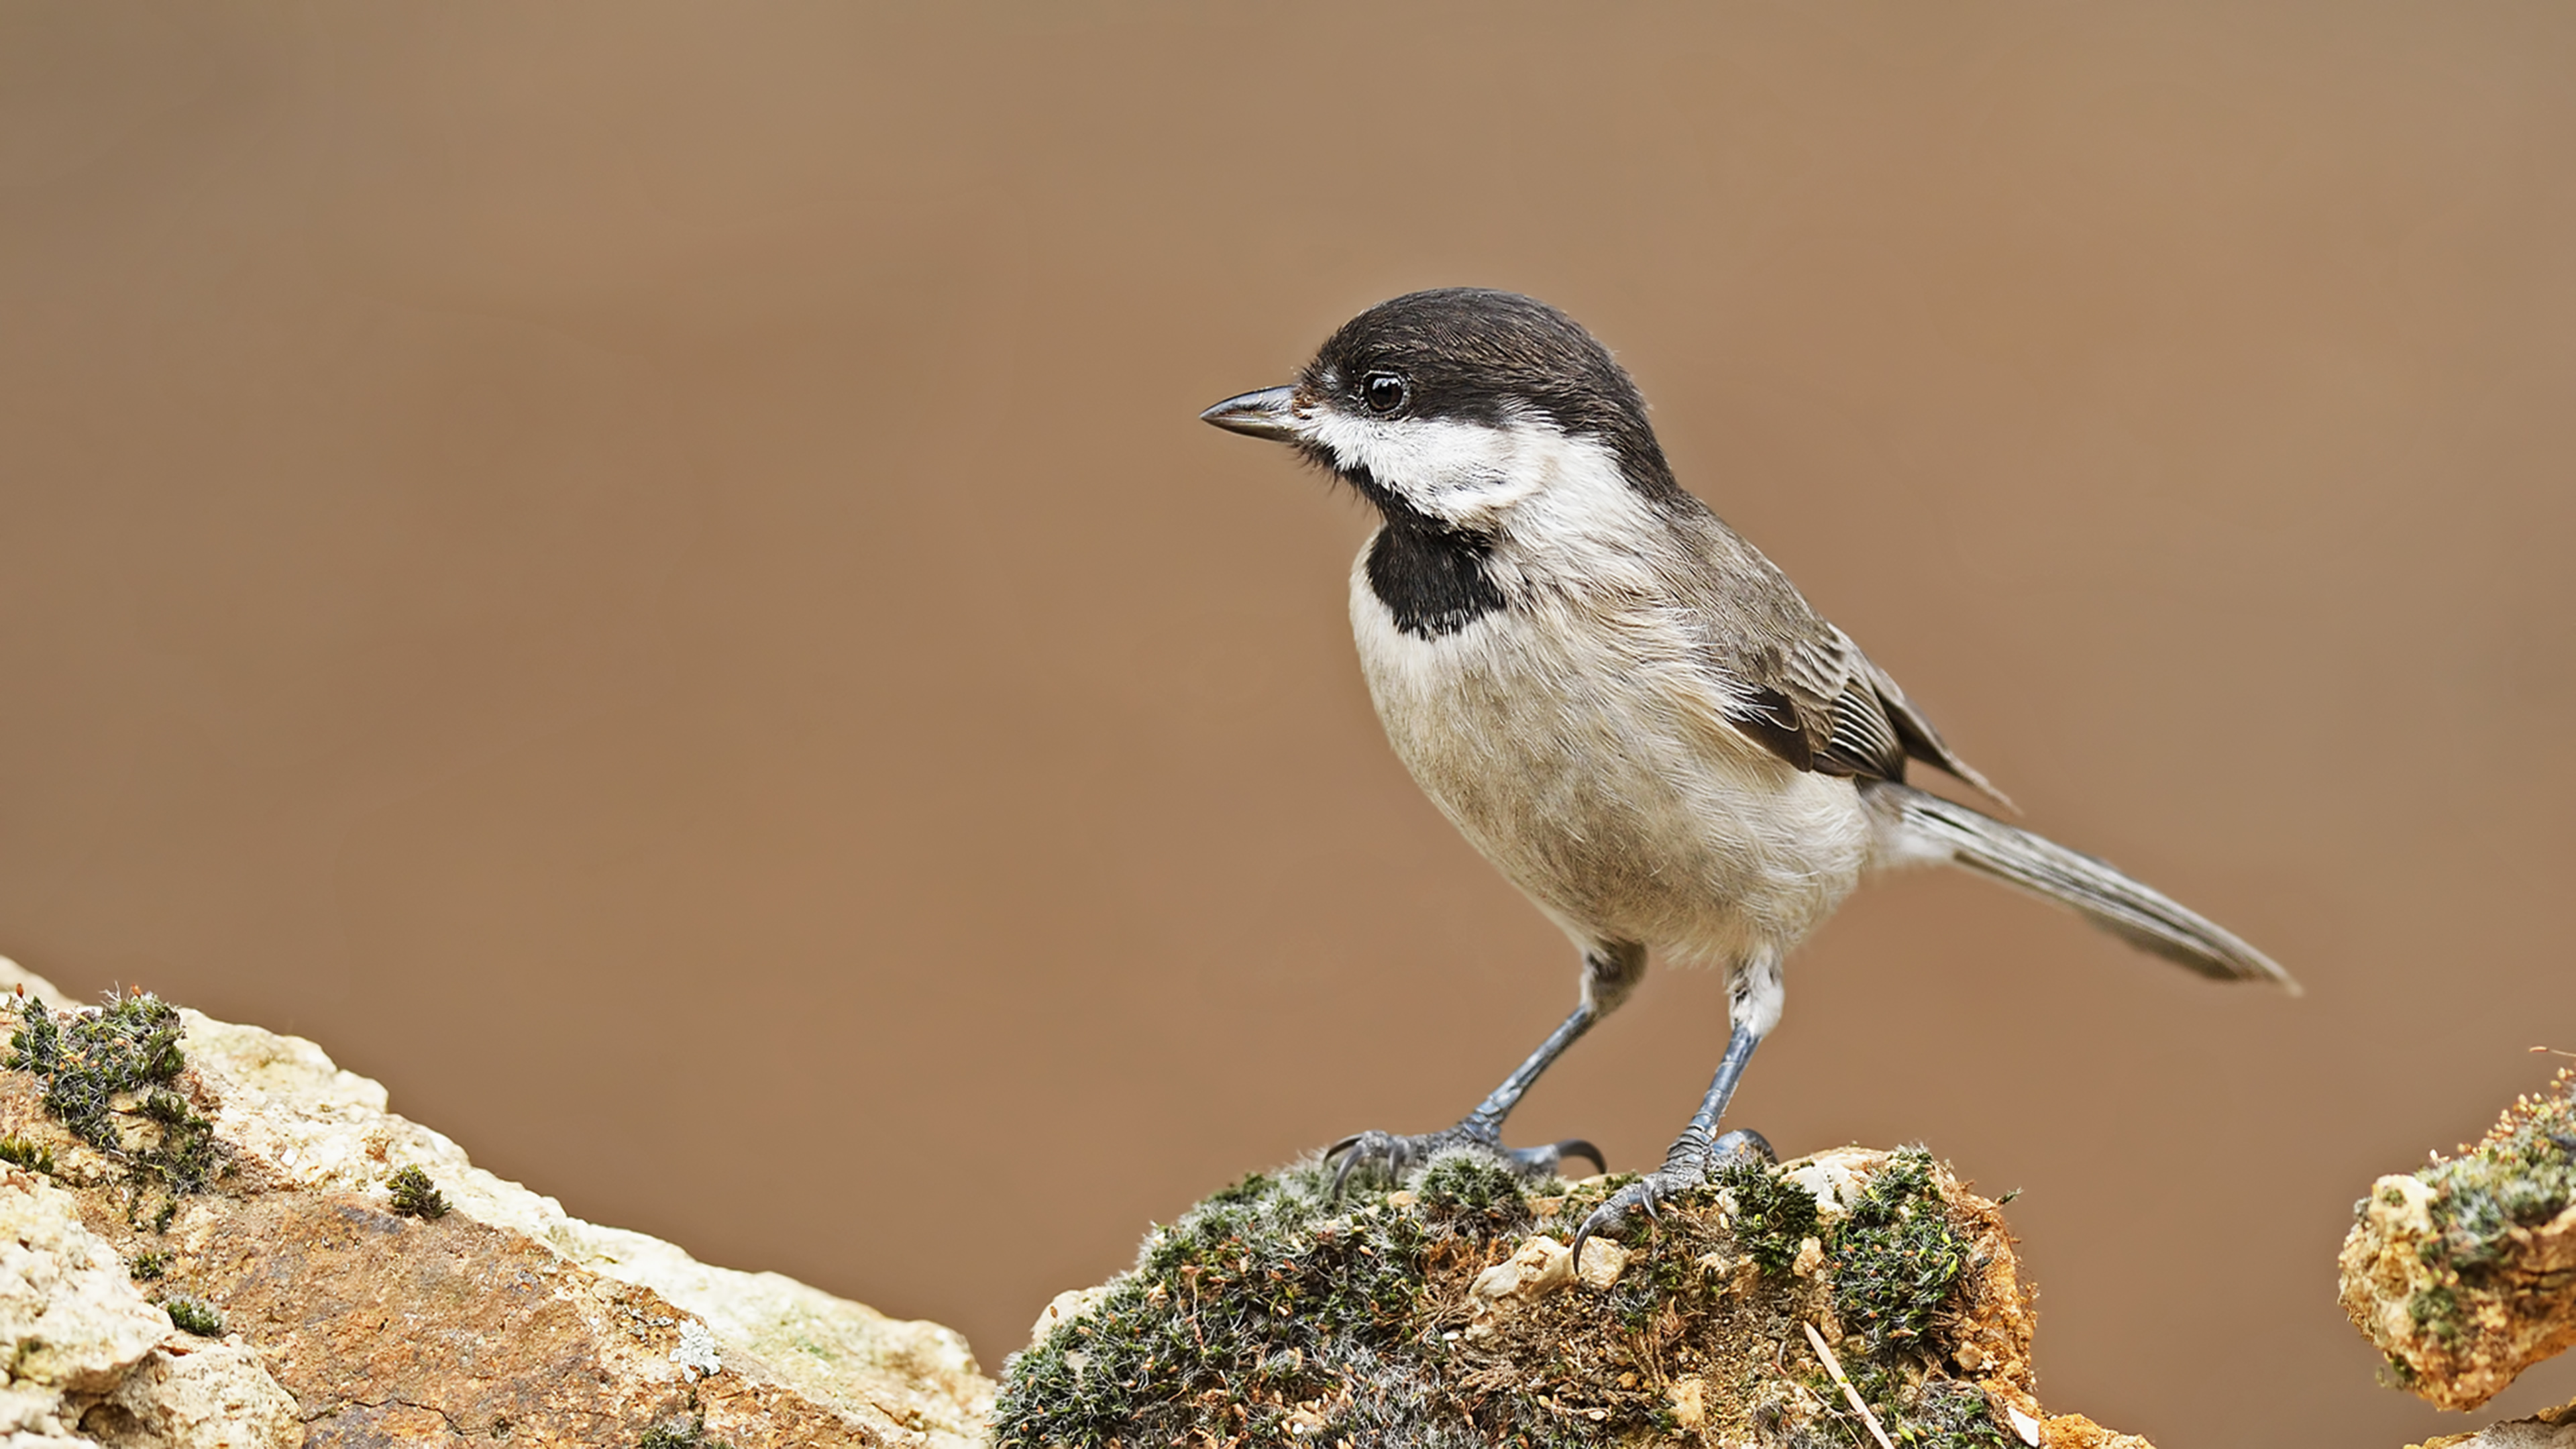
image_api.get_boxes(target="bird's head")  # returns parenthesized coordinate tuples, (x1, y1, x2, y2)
(1201, 288, 1679, 533)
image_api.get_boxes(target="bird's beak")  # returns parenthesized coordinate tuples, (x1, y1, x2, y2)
(1199, 385, 1302, 442)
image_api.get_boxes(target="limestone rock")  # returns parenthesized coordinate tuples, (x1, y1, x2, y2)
(0, 1162, 279, 1447)
(2340, 1065, 2576, 1414)
(1027, 1287, 1110, 1348)
(998, 1144, 2150, 1448)
(0, 959, 996, 1448)
(88, 1346, 301, 1449)
(0, 1169, 170, 1400)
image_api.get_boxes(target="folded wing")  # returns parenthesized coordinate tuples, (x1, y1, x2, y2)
(1652, 509, 2008, 807)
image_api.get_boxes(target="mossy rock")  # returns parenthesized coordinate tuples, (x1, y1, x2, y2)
(997, 1145, 2045, 1449)
(2339, 1062, 2576, 1413)
(3, 991, 223, 1220)
(2414, 1065, 2576, 1288)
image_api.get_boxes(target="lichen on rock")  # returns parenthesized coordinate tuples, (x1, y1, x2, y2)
(2340, 1062, 2576, 1414)
(997, 1144, 2145, 1448)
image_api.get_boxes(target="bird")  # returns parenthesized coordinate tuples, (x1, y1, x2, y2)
(1199, 287, 2296, 1252)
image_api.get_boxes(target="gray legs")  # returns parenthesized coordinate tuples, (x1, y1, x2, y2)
(1568, 983, 1778, 1259)
(1326, 941, 1644, 1193)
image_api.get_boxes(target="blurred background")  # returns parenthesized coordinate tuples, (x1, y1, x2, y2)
(3, 3, 2571, 1442)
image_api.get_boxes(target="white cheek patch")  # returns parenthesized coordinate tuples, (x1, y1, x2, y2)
(1506, 435, 1660, 553)
(1305, 411, 1635, 535)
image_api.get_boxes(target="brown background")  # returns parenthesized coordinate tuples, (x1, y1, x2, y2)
(3, 4, 2571, 1443)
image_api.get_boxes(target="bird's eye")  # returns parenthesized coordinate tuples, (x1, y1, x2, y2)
(1361, 372, 1407, 415)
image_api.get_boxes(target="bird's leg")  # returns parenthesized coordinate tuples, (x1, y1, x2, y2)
(1327, 1002, 1605, 1194)
(1327, 942, 1643, 1195)
(1570, 955, 1782, 1259)
(1567, 1025, 1772, 1260)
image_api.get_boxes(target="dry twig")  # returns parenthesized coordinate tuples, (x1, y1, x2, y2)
(1803, 1320, 1895, 1449)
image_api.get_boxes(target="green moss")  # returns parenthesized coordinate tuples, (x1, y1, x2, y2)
(1716, 1153, 1820, 1276)
(5, 998, 60, 1076)
(1891, 1378, 2015, 1448)
(636, 1413, 733, 1449)
(3, 993, 221, 1203)
(0, 1134, 53, 1174)
(138, 1088, 218, 1194)
(1831, 1147, 1969, 1355)
(161, 1293, 222, 1336)
(1414, 1150, 1532, 1237)
(2408, 1284, 2462, 1344)
(1603, 1229, 1710, 1333)
(2416, 1066, 2576, 1282)
(995, 1161, 1462, 1449)
(7, 994, 186, 1148)
(1203, 1170, 1274, 1206)
(999, 1147, 2007, 1449)
(129, 1249, 169, 1281)
(387, 1165, 452, 1220)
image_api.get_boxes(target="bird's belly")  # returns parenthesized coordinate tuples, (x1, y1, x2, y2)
(1353, 596, 1870, 965)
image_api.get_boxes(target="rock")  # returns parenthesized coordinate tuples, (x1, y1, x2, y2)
(1667, 1372, 1708, 1430)
(2339, 1063, 2576, 1414)
(88, 1346, 301, 1449)
(0, 1170, 173, 1398)
(996, 1142, 2151, 1448)
(1791, 1234, 1826, 1279)
(1462, 1233, 1607, 1340)
(0, 959, 996, 1448)
(1026, 1287, 1110, 1347)
(0, 1163, 260, 1446)
(2036, 1413, 2157, 1448)
(1466, 1233, 1570, 1326)
(2401, 1394, 2576, 1449)
(1573, 1234, 1627, 1290)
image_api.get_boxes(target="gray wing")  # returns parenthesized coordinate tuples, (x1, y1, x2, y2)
(1659, 510, 2010, 808)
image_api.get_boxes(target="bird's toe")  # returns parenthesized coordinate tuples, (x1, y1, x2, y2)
(1325, 1123, 1601, 1198)
(1710, 1128, 1776, 1167)
(1570, 1167, 1694, 1265)
(1568, 1126, 1774, 1263)
(1507, 1138, 1605, 1178)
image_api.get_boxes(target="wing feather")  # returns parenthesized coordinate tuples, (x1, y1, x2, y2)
(1654, 509, 2010, 808)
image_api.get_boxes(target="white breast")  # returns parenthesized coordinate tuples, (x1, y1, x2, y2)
(1348, 535, 1872, 971)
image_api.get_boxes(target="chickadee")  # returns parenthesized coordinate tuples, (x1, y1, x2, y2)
(1201, 288, 2296, 1248)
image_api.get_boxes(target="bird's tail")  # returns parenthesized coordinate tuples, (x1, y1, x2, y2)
(1872, 783, 2298, 992)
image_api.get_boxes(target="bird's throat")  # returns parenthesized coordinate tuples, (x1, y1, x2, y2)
(1346, 464, 1506, 639)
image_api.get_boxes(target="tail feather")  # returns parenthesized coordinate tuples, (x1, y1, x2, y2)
(1879, 784, 2299, 994)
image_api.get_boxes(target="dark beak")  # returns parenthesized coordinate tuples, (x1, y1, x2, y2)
(1199, 385, 1301, 442)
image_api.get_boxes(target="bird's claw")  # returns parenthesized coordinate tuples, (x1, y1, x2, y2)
(1520, 1136, 1609, 1178)
(1568, 1128, 1773, 1264)
(1326, 1123, 1605, 1199)
(1569, 1165, 1693, 1264)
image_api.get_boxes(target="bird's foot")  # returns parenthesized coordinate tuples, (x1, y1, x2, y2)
(1570, 1128, 1772, 1263)
(1326, 1120, 1605, 1199)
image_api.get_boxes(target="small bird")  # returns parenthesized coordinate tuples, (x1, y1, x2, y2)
(1201, 288, 2296, 1250)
